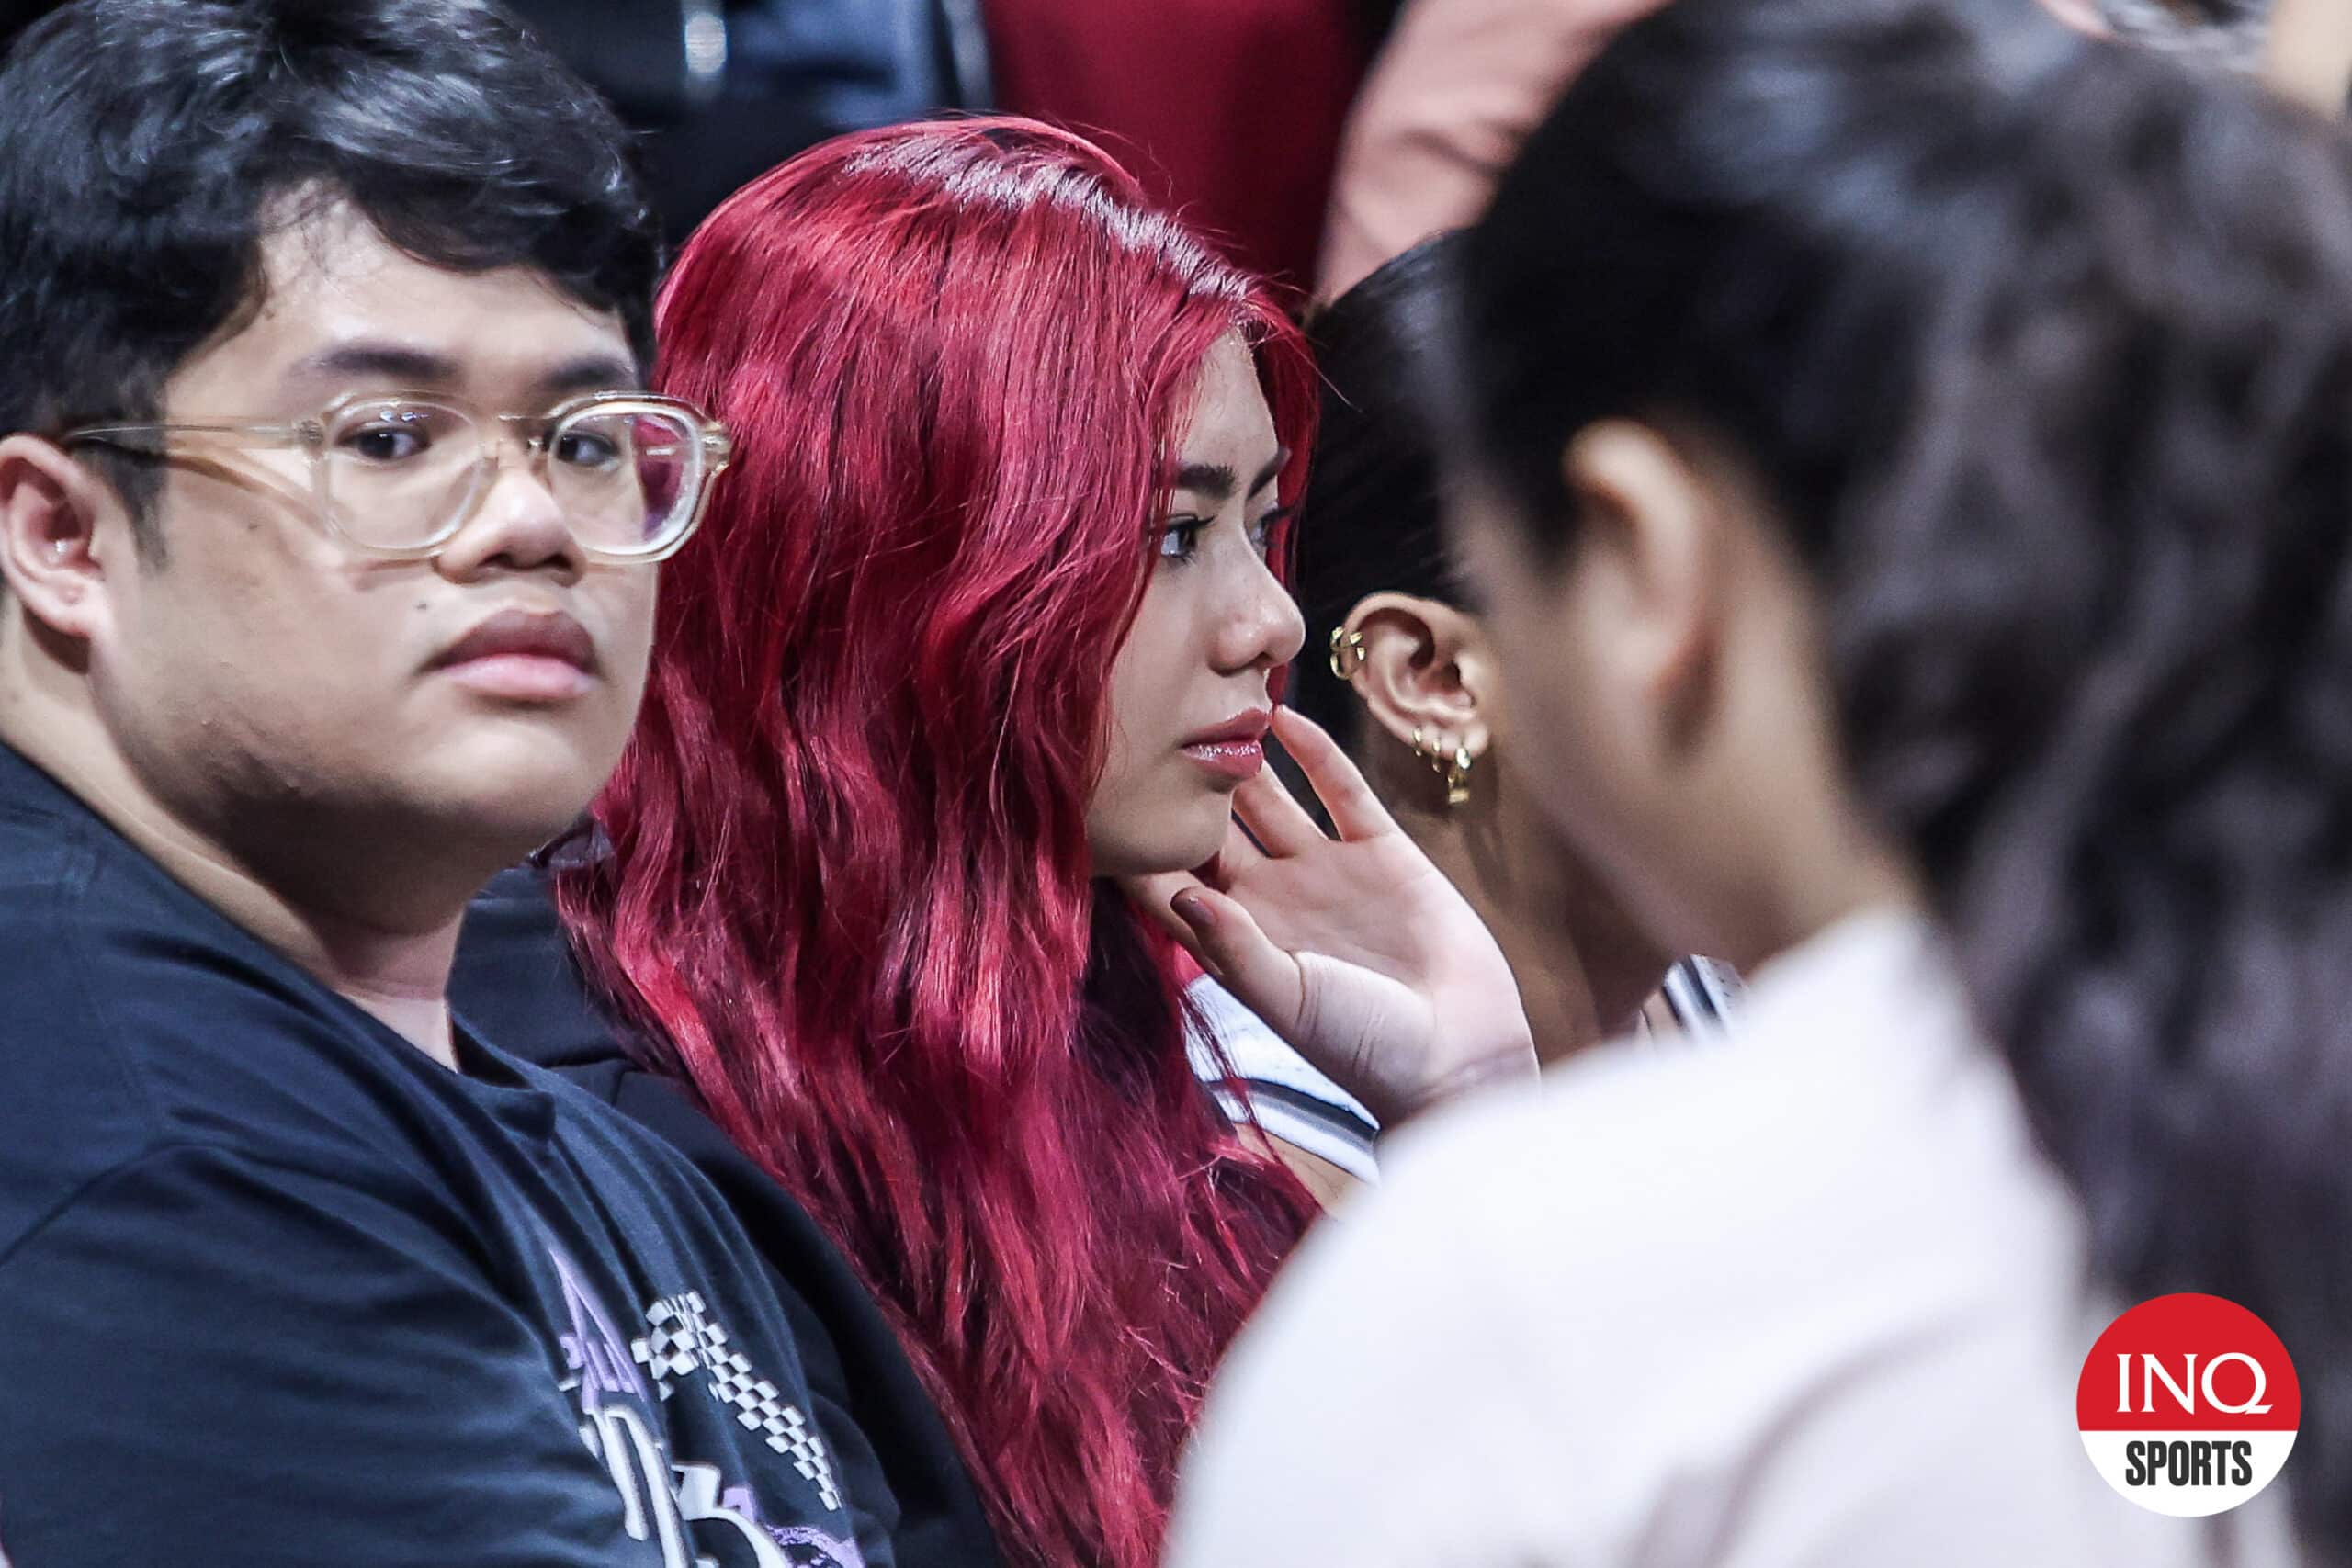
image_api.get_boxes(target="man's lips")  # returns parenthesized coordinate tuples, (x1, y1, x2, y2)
(427, 608, 598, 701)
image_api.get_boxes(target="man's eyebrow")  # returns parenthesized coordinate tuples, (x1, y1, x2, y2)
(288, 342, 463, 386)
(283, 344, 642, 398)
(537, 353, 643, 399)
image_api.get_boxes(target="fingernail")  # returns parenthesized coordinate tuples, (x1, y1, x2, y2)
(1170, 890, 1214, 930)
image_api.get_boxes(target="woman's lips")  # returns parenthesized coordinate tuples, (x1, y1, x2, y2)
(1182, 739, 1265, 782)
(1181, 708, 1271, 783)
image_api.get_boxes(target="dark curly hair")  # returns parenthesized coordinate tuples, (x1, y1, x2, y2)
(1457, 0, 2352, 1552)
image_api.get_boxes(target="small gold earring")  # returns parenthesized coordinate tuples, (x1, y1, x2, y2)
(1328, 626, 1366, 682)
(1410, 728, 1475, 808)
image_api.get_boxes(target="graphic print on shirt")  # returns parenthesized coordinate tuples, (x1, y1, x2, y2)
(550, 1247, 863, 1568)
(635, 1290, 844, 1514)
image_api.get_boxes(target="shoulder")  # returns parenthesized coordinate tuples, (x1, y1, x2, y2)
(1170, 1088, 1582, 1566)
(1174, 922, 2118, 1566)
(1359, 948, 2085, 1342)
(1374, 912, 2075, 1283)
(0, 1138, 488, 1338)
(0, 797, 569, 1263)
(453, 861, 635, 1071)
(547, 1054, 889, 1329)
(0, 788, 187, 1249)
(0, 1140, 714, 1568)
(566, 1059, 1011, 1566)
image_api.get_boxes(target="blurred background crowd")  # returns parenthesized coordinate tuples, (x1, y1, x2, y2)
(3, 0, 2327, 309)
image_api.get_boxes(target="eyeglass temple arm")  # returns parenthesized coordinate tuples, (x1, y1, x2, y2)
(60, 420, 314, 449)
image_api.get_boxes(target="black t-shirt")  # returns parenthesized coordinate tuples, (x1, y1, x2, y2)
(0, 744, 867, 1568)
(454, 865, 1003, 1568)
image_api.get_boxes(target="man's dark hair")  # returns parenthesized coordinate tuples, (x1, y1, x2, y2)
(0, 0, 661, 547)
(1458, 0, 2352, 1551)
(1288, 234, 1464, 752)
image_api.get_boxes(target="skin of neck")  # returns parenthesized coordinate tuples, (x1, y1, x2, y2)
(1733, 783, 1923, 974)
(1361, 733, 1668, 1061)
(1641, 654, 1924, 977)
(1591, 431, 1928, 977)
(1693, 559, 1926, 975)
(0, 666, 501, 1068)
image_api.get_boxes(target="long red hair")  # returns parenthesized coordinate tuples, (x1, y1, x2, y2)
(560, 119, 1318, 1567)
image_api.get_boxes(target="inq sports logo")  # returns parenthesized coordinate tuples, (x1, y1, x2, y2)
(2077, 1293, 2298, 1517)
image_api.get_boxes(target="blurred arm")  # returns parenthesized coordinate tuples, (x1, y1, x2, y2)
(2267, 0, 2352, 113)
(1317, 0, 1670, 299)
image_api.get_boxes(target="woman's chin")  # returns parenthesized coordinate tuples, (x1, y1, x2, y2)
(1168, 798, 1240, 872)
(1086, 805, 1234, 880)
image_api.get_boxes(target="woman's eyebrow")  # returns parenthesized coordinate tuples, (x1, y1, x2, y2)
(1173, 446, 1292, 501)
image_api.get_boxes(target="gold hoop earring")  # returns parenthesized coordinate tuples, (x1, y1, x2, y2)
(1328, 626, 1367, 682)
(1410, 728, 1475, 808)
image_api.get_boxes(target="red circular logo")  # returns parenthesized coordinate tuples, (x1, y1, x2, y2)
(2077, 1293, 2298, 1517)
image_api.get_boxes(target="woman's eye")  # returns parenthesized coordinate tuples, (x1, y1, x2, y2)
(1250, 505, 1297, 558)
(1158, 517, 1207, 562)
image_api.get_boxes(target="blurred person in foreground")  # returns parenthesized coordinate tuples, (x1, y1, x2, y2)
(1172, 0, 2352, 1561)
(0, 3, 887, 1562)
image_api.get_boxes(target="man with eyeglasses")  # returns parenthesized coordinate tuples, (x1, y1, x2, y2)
(0, 5, 879, 1565)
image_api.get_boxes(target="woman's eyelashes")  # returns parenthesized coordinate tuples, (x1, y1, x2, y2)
(1250, 503, 1297, 558)
(1158, 515, 1210, 562)
(1156, 505, 1295, 567)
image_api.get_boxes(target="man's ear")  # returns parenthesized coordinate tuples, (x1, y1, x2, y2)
(1558, 418, 1724, 750)
(0, 434, 125, 644)
(1340, 590, 1497, 760)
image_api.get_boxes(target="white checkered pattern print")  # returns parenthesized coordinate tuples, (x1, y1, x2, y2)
(631, 1291, 842, 1511)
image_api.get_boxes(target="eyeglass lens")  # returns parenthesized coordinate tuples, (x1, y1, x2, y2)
(321, 400, 702, 555)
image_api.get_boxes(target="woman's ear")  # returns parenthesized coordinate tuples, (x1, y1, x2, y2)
(1340, 591, 1496, 761)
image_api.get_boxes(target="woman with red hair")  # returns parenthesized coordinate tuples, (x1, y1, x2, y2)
(560, 119, 1532, 1568)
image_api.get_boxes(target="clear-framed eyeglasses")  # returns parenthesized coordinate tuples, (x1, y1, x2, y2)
(60, 389, 734, 564)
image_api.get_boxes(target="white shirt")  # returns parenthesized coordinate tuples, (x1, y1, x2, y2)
(1186, 976, 1381, 1183)
(1168, 910, 2302, 1568)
